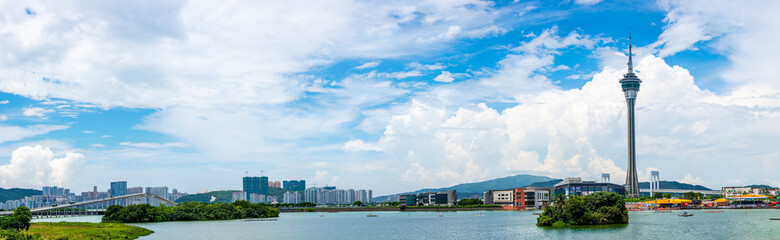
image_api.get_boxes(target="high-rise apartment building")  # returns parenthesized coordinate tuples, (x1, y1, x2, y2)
(243, 176, 269, 195)
(283, 180, 306, 192)
(146, 186, 169, 199)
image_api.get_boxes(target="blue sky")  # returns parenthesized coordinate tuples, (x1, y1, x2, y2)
(1, 0, 778, 195)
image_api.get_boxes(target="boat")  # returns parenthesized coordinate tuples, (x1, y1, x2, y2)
(655, 210, 672, 213)
(366, 214, 378, 217)
(678, 212, 694, 217)
(319, 214, 324, 217)
(476, 213, 484, 216)
(705, 210, 724, 213)
(531, 213, 541, 215)
(438, 213, 444, 217)
(245, 218, 277, 222)
(770, 218, 780, 220)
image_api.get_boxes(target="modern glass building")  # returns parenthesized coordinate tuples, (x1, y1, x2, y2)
(553, 178, 625, 197)
(110, 181, 127, 197)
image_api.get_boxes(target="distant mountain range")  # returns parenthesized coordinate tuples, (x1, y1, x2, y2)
(373, 174, 558, 202)
(0, 188, 42, 202)
(745, 184, 777, 189)
(372, 175, 730, 202)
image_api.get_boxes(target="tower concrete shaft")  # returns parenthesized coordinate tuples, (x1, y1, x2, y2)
(620, 32, 642, 198)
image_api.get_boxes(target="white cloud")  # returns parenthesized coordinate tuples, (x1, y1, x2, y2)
(82, 130, 95, 134)
(90, 143, 106, 148)
(0, 100, 8, 104)
(433, 71, 455, 83)
(311, 170, 341, 187)
(408, 62, 447, 71)
(343, 139, 383, 152)
(119, 142, 187, 149)
(574, 0, 603, 5)
(357, 26, 780, 190)
(22, 107, 55, 118)
(0, 145, 85, 188)
(384, 70, 422, 79)
(0, 1, 518, 109)
(679, 174, 706, 186)
(0, 115, 6, 121)
(0, 124, 69, 144)
(355, 61, 380, 69)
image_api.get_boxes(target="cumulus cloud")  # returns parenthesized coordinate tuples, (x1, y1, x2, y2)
(0, 145, 85, 188)
(357, 26, 780, 190)
(679, 174, 706, 186)
(311, 170, 341, 187)
(0, 115, 6, 121)
(0, 100, 8, 104)
(22, 107, 55, 118)
(433, 71, 455, 83)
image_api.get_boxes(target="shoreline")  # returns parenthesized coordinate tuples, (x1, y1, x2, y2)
(280, 207, 508, 212)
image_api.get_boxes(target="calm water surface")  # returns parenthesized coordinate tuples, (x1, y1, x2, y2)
(33, 209, 780, 239)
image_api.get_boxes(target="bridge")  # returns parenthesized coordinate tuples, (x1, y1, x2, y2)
(0, 193, 177, 217)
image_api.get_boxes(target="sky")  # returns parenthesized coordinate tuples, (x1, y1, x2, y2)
(1, 0, 779, 196)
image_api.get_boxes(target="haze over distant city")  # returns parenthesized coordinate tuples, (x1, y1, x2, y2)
(1, 0, 779, 195)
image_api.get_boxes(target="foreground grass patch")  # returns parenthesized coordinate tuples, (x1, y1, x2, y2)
(26, 222, 153, 240)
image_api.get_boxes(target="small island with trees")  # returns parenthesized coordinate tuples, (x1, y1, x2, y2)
(536, 192, 628, 227)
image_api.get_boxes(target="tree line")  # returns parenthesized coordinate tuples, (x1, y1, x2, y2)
(102, 201, 279, 223)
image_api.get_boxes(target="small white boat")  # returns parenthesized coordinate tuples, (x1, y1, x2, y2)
(367, 214, 378, 217)
(438, 213, 444, 217)
(678, 212, 694, 217)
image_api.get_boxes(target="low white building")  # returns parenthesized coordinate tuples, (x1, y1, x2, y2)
(484, 190, 513, 206)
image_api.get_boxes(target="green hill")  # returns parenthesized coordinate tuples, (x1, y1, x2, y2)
(373, 174, 556, 202)
(638, 181, 712, 190)
(0, 187, 42, 202)
(525, 179, 563, 187)
(745, 184, 776, 189)
(175, 187, 288, 203)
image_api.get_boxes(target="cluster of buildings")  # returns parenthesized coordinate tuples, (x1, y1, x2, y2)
(231, 191, 278, 204)
(236, 174, 307, 204)
(484, 187, 553, 210)
(482, 177, 625, 210)
(0, 181, 188, 210)
(304, 186, 373, 205)
(399, 190, 457, 207)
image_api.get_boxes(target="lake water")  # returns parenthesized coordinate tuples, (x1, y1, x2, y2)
(33, 209, 780, 239)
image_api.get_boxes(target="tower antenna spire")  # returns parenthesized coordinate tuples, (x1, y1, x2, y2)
(628, 27, 634, 73)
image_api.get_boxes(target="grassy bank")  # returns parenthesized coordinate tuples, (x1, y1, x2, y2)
(26, 222, 153, 240)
